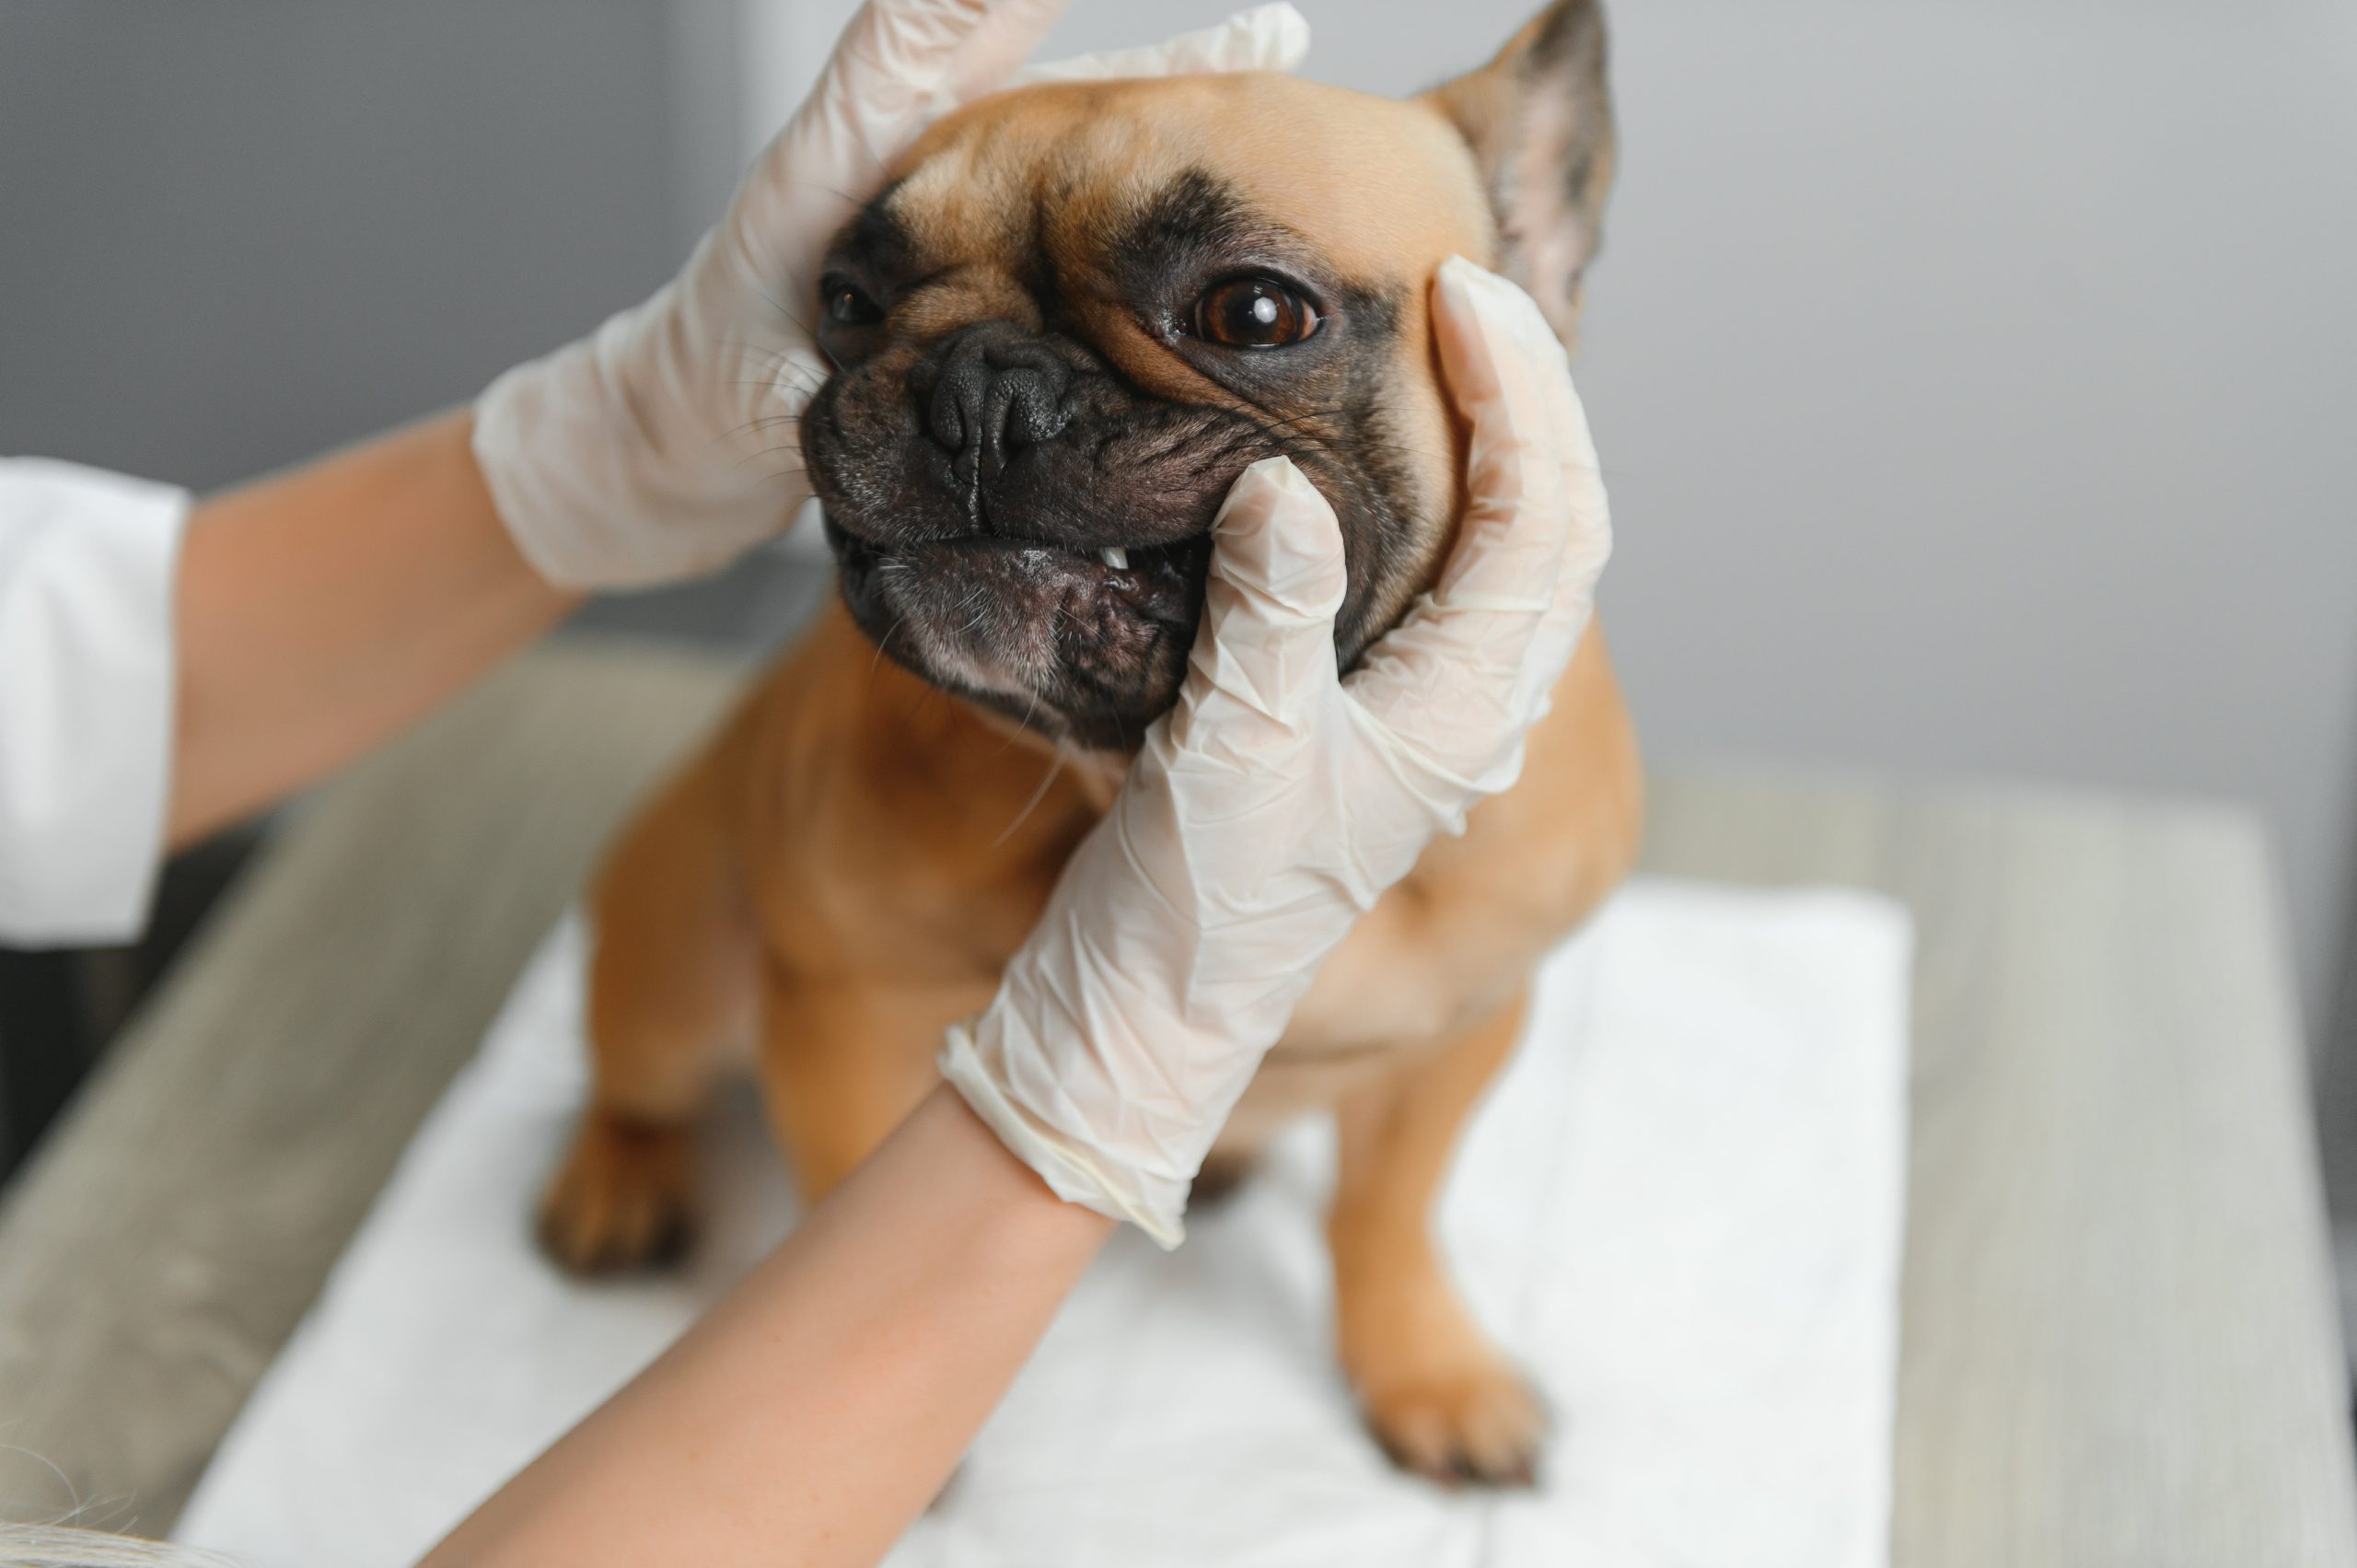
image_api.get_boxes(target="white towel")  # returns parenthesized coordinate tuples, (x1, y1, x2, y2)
(177, 879, 1911, 1568)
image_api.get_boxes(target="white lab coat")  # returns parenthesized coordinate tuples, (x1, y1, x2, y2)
(0, 459, 189, 946)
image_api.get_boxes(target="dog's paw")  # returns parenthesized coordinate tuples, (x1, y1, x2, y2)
(537, 1113, 698, 1275)
(1360, 1355, 1550, 1489)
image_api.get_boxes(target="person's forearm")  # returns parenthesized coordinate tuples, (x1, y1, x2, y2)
(423, 1085, 1114, 1568)
(168, 410, 576, 844)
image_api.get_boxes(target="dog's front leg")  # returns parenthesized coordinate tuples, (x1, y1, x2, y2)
(759, 973, 987, 1204)
(1328, 992, 1547, 1487)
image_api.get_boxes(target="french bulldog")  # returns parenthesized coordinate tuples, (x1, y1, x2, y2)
(542, 0, 1640, 1487)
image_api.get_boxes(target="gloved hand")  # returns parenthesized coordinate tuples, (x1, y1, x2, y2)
(941, 257, 1613, 1246)
(472, 1, 1311, 590)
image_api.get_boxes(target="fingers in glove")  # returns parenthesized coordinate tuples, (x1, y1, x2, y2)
(1504, 275, 1613, 714)
(1428, 256, 1585, 615)
(1017, 4, 1313, 84)
(1434, 257, 1611, 673)
(738, 0, 1070, 324)
(1166, 456, 1347, 766)
(817, 0, 1071, 158)
(1340, 260, 1580, 779)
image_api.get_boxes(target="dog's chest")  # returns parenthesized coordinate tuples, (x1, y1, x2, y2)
(1221, 1034, 1434, 1147)
(1219, 902, 1509, 1148)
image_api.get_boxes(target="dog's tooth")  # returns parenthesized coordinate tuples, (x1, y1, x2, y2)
(1099, 546, 1129, 570)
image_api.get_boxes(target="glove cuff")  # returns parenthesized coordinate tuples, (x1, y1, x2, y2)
(939, 1022, 1190, 1249)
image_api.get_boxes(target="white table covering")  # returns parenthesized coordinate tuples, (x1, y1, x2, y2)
(179, 878, 1911, 1568)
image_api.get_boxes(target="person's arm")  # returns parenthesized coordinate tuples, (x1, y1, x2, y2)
(422, 1086, 1112, 1568)
(168, 412, 575, 846)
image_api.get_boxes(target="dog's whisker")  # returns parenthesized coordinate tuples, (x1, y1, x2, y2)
(867, 613, 909, 682)
(988, 745, 1065, 850)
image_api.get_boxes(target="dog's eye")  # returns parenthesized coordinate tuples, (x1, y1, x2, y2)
(821, 275, 884, 328)
(1193, 276, 1320, 349)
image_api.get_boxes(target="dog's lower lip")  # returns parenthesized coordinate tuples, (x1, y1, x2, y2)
(827, 519, 1212, 621)
(919, 533, 1201, 579)
(893, 534, 1208, 621)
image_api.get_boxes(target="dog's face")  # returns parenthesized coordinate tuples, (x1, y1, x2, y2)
(802, 1, 1613, 750)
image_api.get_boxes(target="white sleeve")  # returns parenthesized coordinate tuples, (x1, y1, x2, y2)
(0, 459, 191, 947)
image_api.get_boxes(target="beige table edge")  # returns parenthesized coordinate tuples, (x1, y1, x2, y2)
(1, 639, 2351, 1563)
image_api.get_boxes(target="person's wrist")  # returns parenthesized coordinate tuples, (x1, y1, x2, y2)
(938, 1004, 1198, 1249)
(917, 1081, 1122, 1249)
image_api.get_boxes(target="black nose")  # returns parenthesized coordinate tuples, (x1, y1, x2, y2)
(912, 321, 1074, 482)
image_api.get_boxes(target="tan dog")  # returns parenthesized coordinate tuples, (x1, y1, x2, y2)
(541, 0, 1639, 1486)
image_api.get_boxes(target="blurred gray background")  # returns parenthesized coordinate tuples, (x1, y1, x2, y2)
(4, 1, 2354, 1237)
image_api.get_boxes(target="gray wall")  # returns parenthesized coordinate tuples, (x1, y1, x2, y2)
(0, 2, 692, 492)
(5, 0, 2353, 1057)
(1561, 0, 2357, 1056)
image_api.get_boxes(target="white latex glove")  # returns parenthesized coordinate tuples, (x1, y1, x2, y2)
(473, 2, 1311, 590)
(942, 257, 1612, 1245)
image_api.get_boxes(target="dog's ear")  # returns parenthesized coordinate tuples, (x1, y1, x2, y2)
(1422, 0, 1616, 344)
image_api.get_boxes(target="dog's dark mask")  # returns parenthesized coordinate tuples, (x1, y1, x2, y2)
(799, 3, 1613, 751)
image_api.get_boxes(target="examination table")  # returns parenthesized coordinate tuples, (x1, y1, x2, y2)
(0, 636, 2350, 1564)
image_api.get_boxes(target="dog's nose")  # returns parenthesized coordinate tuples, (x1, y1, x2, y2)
(913, 321, 1074, 481)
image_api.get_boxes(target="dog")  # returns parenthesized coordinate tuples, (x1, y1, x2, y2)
(540, 0, 1640, 1487)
